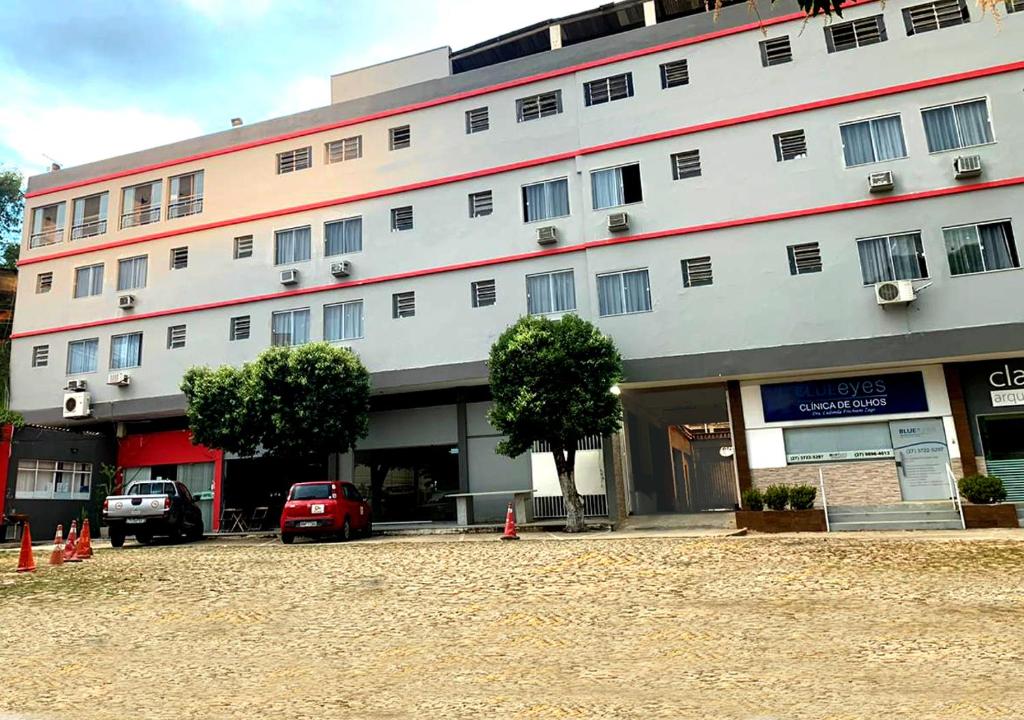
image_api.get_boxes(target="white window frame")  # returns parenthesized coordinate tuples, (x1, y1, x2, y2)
(856, 231, 930, 285)
(116, 255, 148, 292)
(521, 177, 570, 223)
(839, 113, 908, 168)
(15, 459, 92, 500)
(596, 268, 652, 317)
(73, 263, 104, 299)
(589, 162, 643, 210)
(109, 332, 144, 370)
(920, 97, 995, 154)
(525, 269, 576, 316)
(324, 216, 363, 256)
(66, 338, 99, 375)
(324, 300, 364, 342)
(271, 308, 311, 347)
(274, 226, 312, 265)
(942, 219, 1020, 277)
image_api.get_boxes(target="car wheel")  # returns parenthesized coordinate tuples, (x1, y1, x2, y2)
(136, 531, 153, 545)
(109, 527, 125, 548)
(281, 533, 295, 544)
(341, 518, 352, 542)
(188, 520, 204, 542)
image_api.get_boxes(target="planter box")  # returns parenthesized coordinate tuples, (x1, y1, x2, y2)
(736, 509, 827, 533)
(962, 503, 1019, 529)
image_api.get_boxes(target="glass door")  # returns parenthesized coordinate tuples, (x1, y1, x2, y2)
(979, 414, 1024, 502)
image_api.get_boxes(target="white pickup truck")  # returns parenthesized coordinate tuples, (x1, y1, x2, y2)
(102, 480, 205, 547)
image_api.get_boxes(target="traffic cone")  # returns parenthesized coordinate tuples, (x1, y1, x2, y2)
(16, 523, 35, 573)
(76, 519, 94, 559)
(63, 520, 81, 563)
(500, 502, 519, 541)
(49, 524, 65, 566)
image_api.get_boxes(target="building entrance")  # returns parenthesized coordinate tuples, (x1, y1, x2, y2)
(979, 414, 1024, 501)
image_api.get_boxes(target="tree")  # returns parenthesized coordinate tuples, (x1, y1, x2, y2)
(0, 169, 22, 270)
(181, 342, 371, 463)
(488, 314, 623, 532)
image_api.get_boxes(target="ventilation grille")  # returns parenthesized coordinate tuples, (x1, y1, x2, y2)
(788, 242, 823, 275)
(234, 235, 253, 259)
(671, 150, 702, 180)
(469, 191, 493, 218)
(389, 125, 411, 151)
(903, 0, 968, 34)
(230, 316, 251, 341)
(391, 206, 414, 231)
(277, 146, 312, 174)
(584, 73, 633, 106)
(471, 279, 496, 308)
(682, 256, 713, 287)
(326, 136, 362, 163)
(660, 59, 689, 88)
(760, 36, 793, 66)
(774, 130, 808, 161)
(393, 291, 416, 318)
(465, 107, 490, 134)
(170, 246, 188, 269)
(517, 90, 562, 122)
(31, 345, 49, 367)
(36, 272, 53, 293)
(826, 15, 887, 52)
(533, 494, 609, 520)
(167, 325, 187, 349)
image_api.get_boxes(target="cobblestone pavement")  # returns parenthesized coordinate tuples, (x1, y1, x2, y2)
(2, 531, 1024, 719)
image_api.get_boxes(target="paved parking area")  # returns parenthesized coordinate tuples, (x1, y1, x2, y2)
(2, 531, 1023, 719)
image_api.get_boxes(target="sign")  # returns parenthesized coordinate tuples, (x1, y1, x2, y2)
(889, 418, 950, 501)
(987, 362, 1024, 407)
(991, 389, 1024, 408)
(786, 448, 894, 464)
(761, 372, 929, 423)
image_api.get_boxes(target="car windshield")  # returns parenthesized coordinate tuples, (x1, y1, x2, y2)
(291, 484, 332, 500)
(127, 482, 174, 496)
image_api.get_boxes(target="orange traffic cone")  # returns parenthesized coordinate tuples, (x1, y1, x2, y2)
(76, 519, 94, 559)
(49, 524, 65, 566)
(63, 520, 81, 562)
(16, 523, 36, 573)
(500, 502, 519, 541)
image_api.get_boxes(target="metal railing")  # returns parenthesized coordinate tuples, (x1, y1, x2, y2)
(120, 206, 161, 229)
(533, 494, 608, 519)
(167, 196, 203, 219)
(29, 227, 64, 248)
(70, 218, 107, 240)
(818, 468, 830, 533)
(945, 463, 967, 530)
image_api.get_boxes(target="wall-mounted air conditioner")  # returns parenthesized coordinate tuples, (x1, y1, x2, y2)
(330, 261, 352, 278)
(536, 226, 558, 246)
(118, 294, 136, 309)
(867, 171, 895, 193)
(607, 212, 629, 233)
(63, 391, 91, 419)
(280, 269, 299, 285)
(874, 280, 916, 306)
(106, 371, 131, 387)
(65, 379, 88, 392)
(953, 154, 982, 179)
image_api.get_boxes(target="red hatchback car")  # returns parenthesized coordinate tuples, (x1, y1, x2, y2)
(280, 481, 372, 544)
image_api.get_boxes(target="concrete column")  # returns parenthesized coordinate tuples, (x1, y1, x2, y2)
(549, 24, 563, 50)
(457, 397, 469, 492)
(643, 0, 657, 26)
(726, 380, 753, 499)
(943, 364, 978, 476)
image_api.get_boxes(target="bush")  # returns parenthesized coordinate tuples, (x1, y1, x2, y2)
(741, 487, 764, 511)
(762, 484, 790, 511)
(958, 474, 1007, 505)
(788, 484, 817, 510)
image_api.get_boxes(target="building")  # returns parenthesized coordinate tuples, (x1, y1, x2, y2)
(7, 0, 1024, 534)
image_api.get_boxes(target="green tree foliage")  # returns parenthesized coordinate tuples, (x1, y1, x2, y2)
(0, 169, 23, 267)
(488, 314, 623, 532)
(181, 342, 371, 463)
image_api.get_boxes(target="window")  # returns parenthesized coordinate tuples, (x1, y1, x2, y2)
(903, 0, 969, 35)
(120, 180, 162, 229)
(271, 308, 310, 346)
(392, 291, 416, 319)
(234, 235, 254, 259)
(230, 316, 251, 341)
(29, 202, 66, 247)
(469, 191, 493, 218)
(516, 90, 562, 122)
(324, 217, 362, 256)
(857, 232, 929, 284)
(471, 279, 496, 308)
(326, 136, 362, 163)
(944, 220, 1019, 276)
(170, 246, 189, 269)
(591, 164, 643, 210)
(167, 325, 186, 349)
(168, 170, 204, 218)
(759, 36, 793, 66)
(526, 270, 576, 315)
(389, 125, 411, 151)
(671, 150, 702, 180)
(391, 206, 414, 232)
(788, 242, 823, 275)
(681, 256, 713, 287)
(274, 226, 312, 264)
(660, 59, 689, 89)
(36, 272, 53, 294)
(840, 114, 907, 167)
(110, 332, 143, 369)
(824, 15, 887, 52)
(465, 107, 489, 134)
(277, 146, 312, 174)
(774, 130, 808, 161)
(67, 338, 99, 374)
(117, 255, 148, 291)
(324, 300, 364, 341)
(73, 264, 104, 298)
(597, 269, 652, 316)
(31, 345, 49, 368)
(921, 98, 993, 153)
(784, 423, 893, 464)
(71, 192, 108, 239)
(522, 178, 570, 222)
(584, 72, 633, 106)
(15, 460, 92, 500)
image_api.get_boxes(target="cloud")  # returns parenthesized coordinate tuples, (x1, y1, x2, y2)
(177, 0, 276, 23)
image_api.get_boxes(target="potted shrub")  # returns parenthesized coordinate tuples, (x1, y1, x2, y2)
(741, 487, 764, 511)
(735, 483, 825, 533)
(788, 484, 817, 510)
(957, 475, 1018, 529)
(762, 484, 790, 511)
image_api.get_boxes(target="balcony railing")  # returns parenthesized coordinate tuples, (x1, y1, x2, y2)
(70, 217, 108, 240)
(120, 206, 161, 230)
(167, 195, 203, 219)
(29, 227, 64, 248)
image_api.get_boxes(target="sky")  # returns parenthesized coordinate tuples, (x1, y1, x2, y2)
(0, 0, 600, 182)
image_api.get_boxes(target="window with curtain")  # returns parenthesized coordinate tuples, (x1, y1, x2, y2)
(324, 300, 364, 341)
(67, 338, 99, 374)
(597, 269, 652, 317)
(921, 98, 993, 153)
(73, 264, 104, 298)
(526, 270, 576, 315)
(840, 114, 907, 167)
(324, 217, 362, 256)
(274, 226, 312, 264)
(271, 308, 310, 346)
(71, 192, 108, 239)
(590, 164, 643, 210)
(944, 220, 1020, 276)
(15, 460, 92, 500)
(110, 332, 143, 369)
(857, 233, 928, 284)
(522, 178, 570, 222)
(117, 255, 148, 291)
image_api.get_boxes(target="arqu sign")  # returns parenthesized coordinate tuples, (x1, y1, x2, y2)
(761, 372, 929, 422)
(988, 363, 1024, 408)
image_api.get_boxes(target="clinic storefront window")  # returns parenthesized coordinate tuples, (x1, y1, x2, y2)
(958, 359, 1024, 502)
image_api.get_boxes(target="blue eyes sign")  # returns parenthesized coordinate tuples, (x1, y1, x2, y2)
(761, 372, 929, 422)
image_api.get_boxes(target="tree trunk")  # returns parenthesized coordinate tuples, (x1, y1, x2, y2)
(552, 442, 586, 532)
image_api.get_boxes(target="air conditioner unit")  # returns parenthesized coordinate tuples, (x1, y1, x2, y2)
(874, 280, 916, 306)
(106, 371, 131, 387)
(65, 379, 88, 392)
(63, 391, 91, 419)
(118, 294, 136, 309)
(280, 269, 299, 285)
(867, 171, 895, 193)
(607, 212, 629, 233)
(330, 261, 352, 278)
(953, 154, 982, 179)
(536, 226, 558, 246)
